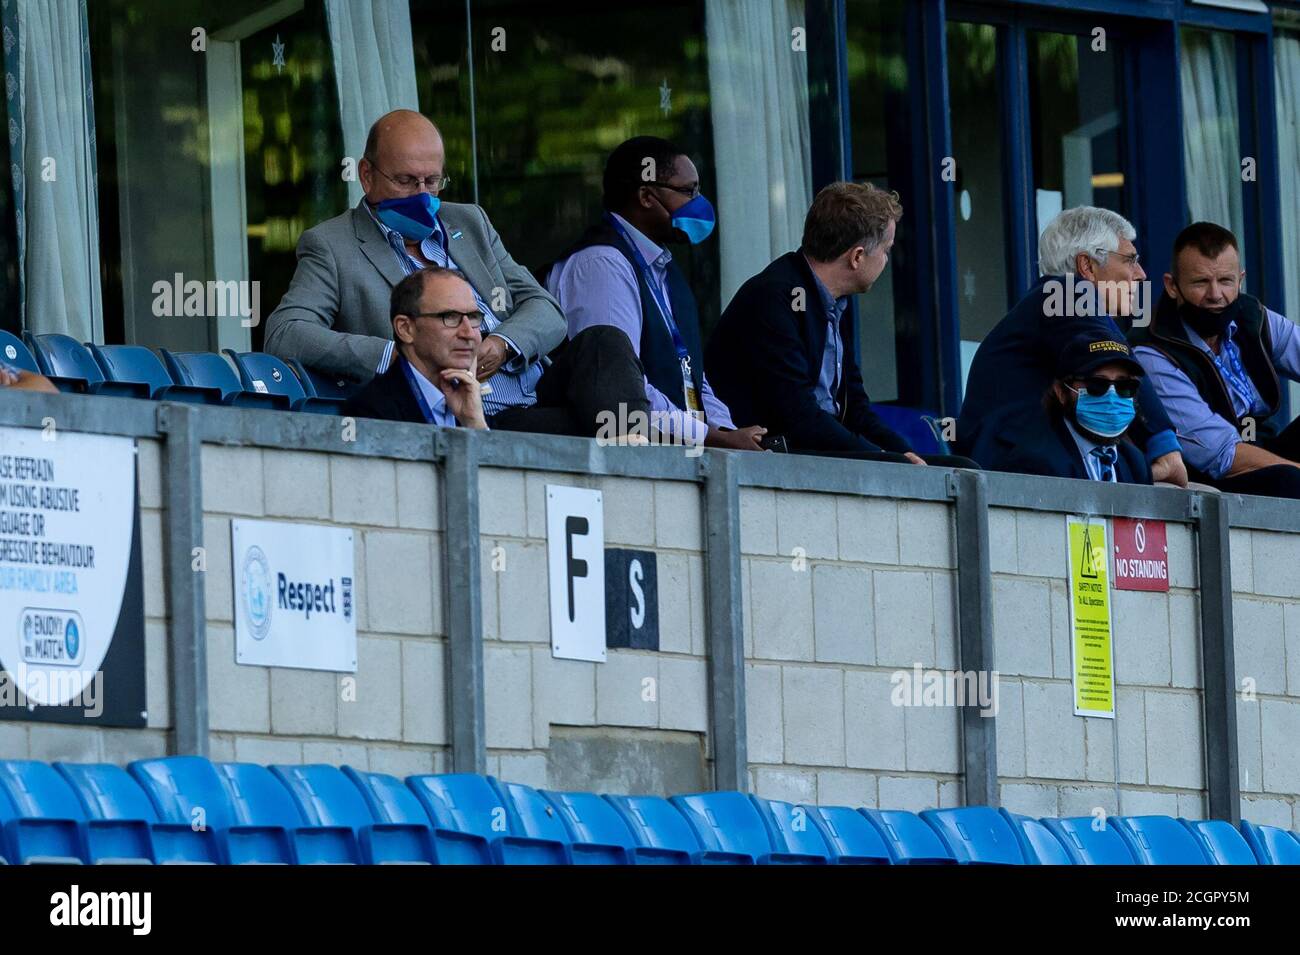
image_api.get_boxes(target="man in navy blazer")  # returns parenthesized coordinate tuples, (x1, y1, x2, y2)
(995, 334, 1152, 484)
(957, 206, 1186, 485)
(706, 182, 971, 466)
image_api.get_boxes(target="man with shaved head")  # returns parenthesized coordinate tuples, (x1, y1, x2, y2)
(265, 109, 646, 435)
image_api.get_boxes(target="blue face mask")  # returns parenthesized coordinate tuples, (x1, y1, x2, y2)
(670, 193, 716, 244)
(1072, 386, 1136, 439)
(374, 192, 441, 242)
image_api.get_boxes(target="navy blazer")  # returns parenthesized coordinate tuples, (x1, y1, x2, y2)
(957, 275, 1175, 467)
(342, 357, 426, 425)
(993, 410, 1152, 484)
(704, 251, 910, 454)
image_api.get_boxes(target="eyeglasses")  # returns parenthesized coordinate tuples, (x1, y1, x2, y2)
(648, 181, 701, 200)
(1095, 248, 1140, 267)
(411, 310, 485, 329)
(1070, 376, 1141, 399)
(370, 163, 450, 193)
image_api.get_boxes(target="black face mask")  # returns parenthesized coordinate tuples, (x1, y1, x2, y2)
(1175, 285, 1241, 340)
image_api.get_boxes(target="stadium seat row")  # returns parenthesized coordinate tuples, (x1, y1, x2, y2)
(1, 330, 355, 414)
(0, 757, 1297, 865)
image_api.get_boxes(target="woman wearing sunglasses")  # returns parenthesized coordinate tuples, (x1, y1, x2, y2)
(994, 334, 1152, 484)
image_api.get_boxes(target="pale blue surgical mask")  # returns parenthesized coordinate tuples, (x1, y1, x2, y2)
(1071, 385, 1136, 439)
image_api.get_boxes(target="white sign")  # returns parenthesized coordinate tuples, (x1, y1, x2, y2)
(232, 519, 356, 671)
(546, 485, 605, 662)
(0, 428, 136, 706)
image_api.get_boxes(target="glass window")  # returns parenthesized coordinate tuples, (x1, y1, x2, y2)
(846, 0, 908, 403)
(240, 4, 347, 351)
(1179, 28, 1244, 250)
(0, 69, 19, 337)
(946, 21, 1009, 377)
(410, 0, 720, 329)
(1027, 31, 1126, 246)
(1275, 27, 1300, 411)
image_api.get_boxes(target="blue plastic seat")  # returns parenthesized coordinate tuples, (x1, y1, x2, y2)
(56, 762, 218, 864)
(541, 790, 649, 864)
(273, 764, 433, 864)
(160, 349, 289, 410)
(750, 797, 833, 862)
(406, 773, 563, 864)
(0, 329, 39, 372)
(130, 756, 293, 864)
(604, 794, 717, 864)
(1042, 816, 1137, 864)
(999, 810, 1073, 865)
(1183, 819, 1256, 865)
(26, 333, 148, 397)
(1238, 820, 1300, 865)
(870, 404, 946, 455)
(489, 780, 574, 864)
(801, 805, 891, 864)
(860, 808, 957, 864)
(0, 760, 90, 863)
(225, 350, 347, 414)
(87, 344, 216, 403)
(921, 807, 1024, 864)
(1110, 815, 1208, 864)
(217, 762, 359, 864)
(287, 357, 360, 401)
(671, 791, 823, 864)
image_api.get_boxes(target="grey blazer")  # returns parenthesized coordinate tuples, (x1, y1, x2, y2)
(263, 199, 566, 381)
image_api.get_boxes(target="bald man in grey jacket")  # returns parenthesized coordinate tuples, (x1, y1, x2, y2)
(265, 110, 584, 429)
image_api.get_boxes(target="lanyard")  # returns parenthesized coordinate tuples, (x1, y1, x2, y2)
(1213, 335, 1266, 415)
(605, 213, 690, 364)
(399, 355, 441, 425)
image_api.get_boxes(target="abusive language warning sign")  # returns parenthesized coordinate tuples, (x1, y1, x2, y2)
(1112, 517, 1169, 592)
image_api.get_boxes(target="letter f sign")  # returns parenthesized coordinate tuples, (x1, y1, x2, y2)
(565, 516, 589, 622)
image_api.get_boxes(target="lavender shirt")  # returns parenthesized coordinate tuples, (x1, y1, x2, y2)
(546, 213, 735, 445)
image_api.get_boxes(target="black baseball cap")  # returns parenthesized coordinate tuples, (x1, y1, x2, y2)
(1056, 334, 1144, 380)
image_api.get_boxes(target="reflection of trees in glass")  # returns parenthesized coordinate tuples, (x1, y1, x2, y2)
(240, 2, 346, 345)
(411, 0, 718, 322)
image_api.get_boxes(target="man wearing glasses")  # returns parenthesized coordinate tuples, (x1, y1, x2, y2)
(344, 266, 639, 436)
(957, 206, 1188, 486)
(267, 109, 644, 435)
(992, 335, 1151, 483)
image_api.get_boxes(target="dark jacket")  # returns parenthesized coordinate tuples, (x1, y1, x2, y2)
(704, 250, 910, 454)
(555, 219, 707, 417)
(957, 275, 1176, 467)
(1127, 291, 1283, 441)
(341, 356, 425, 424)
(993, 410, 1152, 484)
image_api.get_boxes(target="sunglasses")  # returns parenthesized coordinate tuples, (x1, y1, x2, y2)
(1069, 376, 1141, 399)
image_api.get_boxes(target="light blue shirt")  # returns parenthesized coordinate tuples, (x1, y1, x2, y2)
(546, 212, 735, 445)
(1134, 307, 1300, 479)
(1064, 419, 1119, 482)
(405, 360, 460, 428)
(366, 204, 540, 418)
(806, 258, 846, 415)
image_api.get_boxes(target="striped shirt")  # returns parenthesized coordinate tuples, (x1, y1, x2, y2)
(367, 204, 540, 417)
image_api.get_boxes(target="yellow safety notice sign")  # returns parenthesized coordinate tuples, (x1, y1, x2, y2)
(1067, 517, 1114, 718)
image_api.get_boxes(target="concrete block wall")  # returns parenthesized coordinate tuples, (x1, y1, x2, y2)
(740, 488, 963, 812)
(477, 468, 710, 792)
(992, 508, 1208, 821)
(202, 445, 451, 778)
(1230, 528, 1300, 829)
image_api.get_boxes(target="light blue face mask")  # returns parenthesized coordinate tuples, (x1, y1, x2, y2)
(1072, 386, 1136, 439)
(670, 193, 716, 244)
(374, 192, 441, 242)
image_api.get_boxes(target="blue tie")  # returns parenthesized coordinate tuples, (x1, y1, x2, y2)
(1090, 445, 1118, 482)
